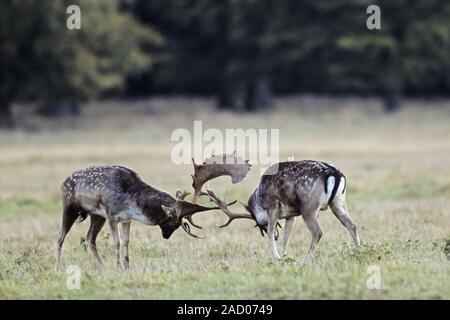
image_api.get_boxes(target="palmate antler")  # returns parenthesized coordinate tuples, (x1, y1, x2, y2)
(191, 152, 251, 203)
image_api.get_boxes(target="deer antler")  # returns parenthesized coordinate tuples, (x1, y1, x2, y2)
(175, 190, 190, 200)
(205, 186, 253, 228)
(191, 152, 251, 203)
(175, 190, 203, 229)
(180, 217, 204, 239)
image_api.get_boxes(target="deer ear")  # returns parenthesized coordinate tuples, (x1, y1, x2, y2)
(161, 205, 175, 215)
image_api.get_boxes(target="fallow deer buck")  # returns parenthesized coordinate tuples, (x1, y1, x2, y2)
(204, 160, 361, 261)
(56, 165, 219, 271)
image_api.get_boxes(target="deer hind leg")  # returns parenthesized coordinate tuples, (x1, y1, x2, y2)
(56, 205, 80, 271)
(282, 217, 296, 257)
(86, 214, 106, 267)
(267, 210, 281, 262)
(330, 199, 361, 246)
(302, 210, 322, 258)
(107, 218, 121, 270)
(120, 222, 131, 270)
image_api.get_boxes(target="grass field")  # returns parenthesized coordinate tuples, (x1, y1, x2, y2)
(0, 97, 449, 299)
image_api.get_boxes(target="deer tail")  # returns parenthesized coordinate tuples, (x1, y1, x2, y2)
(326, 174, 345, 206)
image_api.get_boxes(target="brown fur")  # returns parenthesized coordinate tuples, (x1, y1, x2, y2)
(56, 165, 217, 271)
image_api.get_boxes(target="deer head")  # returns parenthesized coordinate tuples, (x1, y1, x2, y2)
(205, 186, 281, 240)
(161, 198, 221, 239)
(191, 152, 251, 203)
(189, 153, 280, 239)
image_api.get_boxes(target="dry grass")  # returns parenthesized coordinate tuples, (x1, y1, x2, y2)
(0, 96, 449, 299)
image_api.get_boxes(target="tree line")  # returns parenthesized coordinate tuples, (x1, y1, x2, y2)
(1, 0, 449, 127)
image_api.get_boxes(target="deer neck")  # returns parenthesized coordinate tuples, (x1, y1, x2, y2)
(131, 187, 177, 225)
(249, 187, 269, 226)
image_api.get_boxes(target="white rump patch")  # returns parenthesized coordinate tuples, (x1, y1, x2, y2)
(325, 176, 336, 203)
(334, 177, 346, 204)
(337, 176, 346, 194)
(320, 176, 336, 208)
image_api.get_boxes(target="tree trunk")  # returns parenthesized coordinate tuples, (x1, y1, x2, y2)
(243, 77, 273, 112)
(383, 90, 402, 113)
(243, 82, 256, 111)
(0, 100, 14, 129)
(217, 80, 238, 110)
(381, 45, 403, 113)
(382, 27, 404, 113)
(216, 0, 236, 110)
(37, 99, 80, 118)
(382, 68, 402, 113)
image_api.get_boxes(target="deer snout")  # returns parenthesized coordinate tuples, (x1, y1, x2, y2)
(159, 219, 180, 239)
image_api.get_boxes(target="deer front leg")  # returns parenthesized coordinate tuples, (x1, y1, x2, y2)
(267, 210, 281, 262)
(55, 205, 79, 271)
(107, 218, 121, 270)
(120, 222, 131, 270)
(282, 217, 296, 257)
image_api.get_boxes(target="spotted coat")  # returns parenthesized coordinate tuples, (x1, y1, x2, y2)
(247, 160, 346, 225)
(61, 165, 176, 225)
